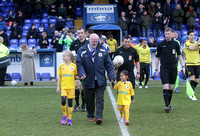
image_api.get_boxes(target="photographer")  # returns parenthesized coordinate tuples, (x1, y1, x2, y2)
(58, 28, 75, 50)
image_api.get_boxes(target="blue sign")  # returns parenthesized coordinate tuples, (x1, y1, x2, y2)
(86, 5, 115, 24)
(40, 54, 53, 67)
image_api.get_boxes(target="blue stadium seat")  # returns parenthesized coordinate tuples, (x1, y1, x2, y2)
(4, 8, 9, 13)
(11, 73, 21, 81)
(139, 37, 147, 40)
(49, 18, 57, 24)
(6, 26, 10, 31)
(63, 45, 67, 50)
(195, 18, 199, 23)
(19, 38, 27, 45)
(157, 36, 165, 43)
(28, 39, 36, 45)
(182, 24, 187, 29)
(42, 13, 48, 18)
(131, 37, 138, 43)
(9, 44, 18, 49)
(35, 24, 40, 29)
(41, 18, 48, 24)
(153, 72, 161, 80)
(6, 30, 11, 37)
(22, 31, 28, 38)
(5, 73, 11, 81)
(41, 73, 51, 81)
(33, 19, 40, 24)
(182, 29, 188, 36)
(23, 25, 31, 31)
(76, 7, 83, 17)
(176, 31, 181, 37)
(24, 19, 32, 24)
(10, 39, 18, 45)
(28, 44, 35, 49)
(35, 73, 41, 81)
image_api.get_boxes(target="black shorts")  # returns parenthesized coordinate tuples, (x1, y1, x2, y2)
(160, 64, 177, 84)
(186, 65, 199, 78)
(140, 63, 150, 75)
(117, 70, 135, 89)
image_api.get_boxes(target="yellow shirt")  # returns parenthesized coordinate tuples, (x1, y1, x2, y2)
(138, 46, 151, 63)
(134, 44, 141, 53)
(107, 39, 117, 52)
(57, 62, 77, 90)
(114, 81, 134, 106)
(184, 40, 200, 66)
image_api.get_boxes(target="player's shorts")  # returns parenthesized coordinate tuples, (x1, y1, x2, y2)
(160, 64, 177, 84)
(186, 65, 199, 78)
(140, 63, 150, 75)
(61, 89, 75, 99)
(117, 105, 129, 110)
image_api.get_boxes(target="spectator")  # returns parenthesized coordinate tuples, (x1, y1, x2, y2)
(136, 0, 147, 9)
(65, 16, 74, 29)
(117, 11, 130, 37)
(9, 22, 22, 40)
(24, 0, 33, 19)
(147, 2, 156, 21)
(21, 43, 37, 86)
(174, 31, 182, 45)
(155, 1, 163, 17)
(163, 16, 170, 29)
(185, 6, 197, 30)
(172, 0, 181, 10)
(163, 0, 172, 27)
(182, 0, 191, 24)
(48, 3, 57, 18)
(173, 4, 184, 31)
(38, 24, 46, 36)
(52, 30, 62, 52)
(34, 0, 44, 19)
(13, 0, 24, 14)
(27, 24, 38, 40)
(0, 37, 10, 86)
(137, 4, 146, 17)
(129, 12, 141, 37)
(66, 4, 75, 19)
(125, 0, 137, 12)
(141, 10, 151, 40)
(6, 9, 15, 26)
(148, 36, 157, 47)
(15, 9, 25, 28)
(46, 23, 55, 38)
(126, 4, 134, 19)
(58, 3, 67, 18)
(107, 35, 117, 60)
(0, 29, 9, 47)
(152, 12, 162, 38)
(0, 16, 6, 31)
(76, 33, 115, 124)
(98, 31, 107, 43)
(55, 16, 65, 31)
(100, 37, 111, 53)
(38, 32, 49, 48)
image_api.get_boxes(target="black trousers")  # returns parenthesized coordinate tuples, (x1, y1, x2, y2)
(0, 67, 7, 86)
(84, 81, 106, 119)
(117, 70, 135, 89)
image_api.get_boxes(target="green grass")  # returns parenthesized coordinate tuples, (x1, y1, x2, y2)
(0, 81, 200, 136)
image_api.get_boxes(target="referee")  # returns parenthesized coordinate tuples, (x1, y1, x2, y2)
(155, 27, 185, 113)
(184, 30, 200, 101)
(114, 35, 140, 89)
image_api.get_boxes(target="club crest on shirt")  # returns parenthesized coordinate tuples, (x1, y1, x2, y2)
(98, 53, 103, 57)
(70, 67, 74, 71)
(129, 55, 132, 60)
(126, 86, 129, 89)
(172, 49, 175, 54)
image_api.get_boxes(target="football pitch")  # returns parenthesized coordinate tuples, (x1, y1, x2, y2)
(0, 81, 200, 136)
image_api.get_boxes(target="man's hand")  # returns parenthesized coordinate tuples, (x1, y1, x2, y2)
(136, 73, 140, 80)
(80, 74, 86, 80)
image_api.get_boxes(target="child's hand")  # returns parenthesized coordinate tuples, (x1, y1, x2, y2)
(131, 100, 134, 104)
(57, 88, 60, 93)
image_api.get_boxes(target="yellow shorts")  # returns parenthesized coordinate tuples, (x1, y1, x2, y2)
(117, 105, 129, 110)
(61, 89, 75, 99)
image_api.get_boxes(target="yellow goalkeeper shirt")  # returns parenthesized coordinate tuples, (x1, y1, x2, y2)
(138, 46, 151, 63)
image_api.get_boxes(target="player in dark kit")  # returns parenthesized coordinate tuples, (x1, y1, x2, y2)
(114, 35, 140, 89)
(155, 27, 185, 113)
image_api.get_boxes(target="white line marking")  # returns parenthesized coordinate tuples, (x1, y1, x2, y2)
(107, 86, 130, 136)
(0, 86, 57, 89)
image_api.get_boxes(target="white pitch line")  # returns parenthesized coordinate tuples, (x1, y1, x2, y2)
(107, 86, 130, 136)
(0, 86, 57, 89)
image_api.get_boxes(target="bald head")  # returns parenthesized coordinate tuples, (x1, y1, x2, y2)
(89, 33, 99, 48)
(0, 37, 4, 43)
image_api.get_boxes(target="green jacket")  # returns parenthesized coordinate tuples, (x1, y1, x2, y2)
(185, 11, 197, 27)
(58, 36, 74, 51)
(173, 9, 184, 23)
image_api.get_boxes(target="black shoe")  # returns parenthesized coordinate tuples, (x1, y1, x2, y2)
(73, 105, 80, 112)
(24, 83, 28, 86)
(81, 105, 87, 112)
(96, 119, 102, 125)
(30, 81, 33, 85)
(164, 106, 170, 113)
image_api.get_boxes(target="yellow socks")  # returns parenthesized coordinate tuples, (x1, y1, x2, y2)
(68, 107, 73, 119)
(124, 106, 130, 121)
(61, 105, 67, 116)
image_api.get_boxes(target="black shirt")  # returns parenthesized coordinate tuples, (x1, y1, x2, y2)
(70, 39, 88, 53)
(156, 39, 181, 65)
(115, 46, 139, 71)
(51, 36, 62, 52)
